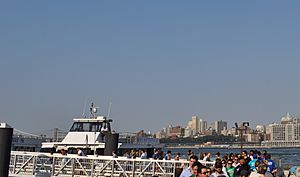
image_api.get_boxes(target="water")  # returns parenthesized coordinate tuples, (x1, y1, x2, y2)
(164, 147, 300, 169)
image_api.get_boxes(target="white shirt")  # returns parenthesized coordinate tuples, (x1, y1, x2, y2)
(179, 167, 192, 177)
(211, 172, 229, 177)
(249, 171, 261, 177)
(141, 152, 147, 159)
(77, 149, 85, 156)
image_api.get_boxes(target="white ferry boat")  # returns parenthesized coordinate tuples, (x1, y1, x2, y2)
(41, 103, 161, 157)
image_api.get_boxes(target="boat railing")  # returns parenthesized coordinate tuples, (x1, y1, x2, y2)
(9, 151, 215, 177)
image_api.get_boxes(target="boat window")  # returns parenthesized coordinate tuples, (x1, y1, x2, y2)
(70, 122, 103, 132)
(70, 122, 83, 131)
(89, 122, 102, 132)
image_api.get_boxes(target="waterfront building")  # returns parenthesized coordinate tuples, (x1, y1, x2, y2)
(246, 132, 261, 142)
(119, 131, 160, 145)
(263, 113, 300, 147)
(255, 125, 265, 133)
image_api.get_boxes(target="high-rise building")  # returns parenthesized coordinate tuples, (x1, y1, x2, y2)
(213, 120, 227, 134)
(198, 118, 207, 134)
(187, 115, 208, 135)
(191, 116, 199, 133)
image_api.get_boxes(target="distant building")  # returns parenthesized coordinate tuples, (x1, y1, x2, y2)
(155, 131, 167, 139)
(221, 129, 230, 136)
(184, 127, 193, 137)
(167, 125, 184, 138)
(246, 133, 261, 142)
(256, 125, 265, 133)
(204, 127, 215, 136)
(229, 127, 236, 136)
(263, 113, 300, 147)
(213, 120, 227, 134)
(191, 116, 199, 134)
(186, 116, 208, 135)
(198, 119, 207, 134)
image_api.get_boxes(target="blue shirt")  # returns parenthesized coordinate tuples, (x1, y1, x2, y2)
(267, 159, 276, 172)
(248, 159, 258, 171)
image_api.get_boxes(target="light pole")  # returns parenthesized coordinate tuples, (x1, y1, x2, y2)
(235, 122, 249, 152)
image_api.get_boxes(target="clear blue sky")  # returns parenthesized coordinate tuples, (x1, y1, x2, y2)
(1, 1, 300, 134)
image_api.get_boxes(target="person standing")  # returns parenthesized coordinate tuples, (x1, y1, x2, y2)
(226, 160, 235, 177)
(203, 152, 211, 162)
(140, 149, 147, 159)
(211, 162, 229, 177)
(198, 167, 209, 177)
(180, 155, 198, 177)
(77, 148, 85, 156)
(187, 150, 193, 161)
(152, 149, 160, 159)
(234, 158, 250, 177)
(189, 161, 201, 177)
(60, 149, 68, 174)
(165, 150, 172, 160)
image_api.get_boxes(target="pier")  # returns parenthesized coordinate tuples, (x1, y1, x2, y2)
(9, 151, 214, 177)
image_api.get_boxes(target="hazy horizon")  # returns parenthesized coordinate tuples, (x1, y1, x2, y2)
(1, 1, 300, 134)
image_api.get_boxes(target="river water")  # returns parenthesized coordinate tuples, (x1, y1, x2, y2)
(165, 147, 300, 169)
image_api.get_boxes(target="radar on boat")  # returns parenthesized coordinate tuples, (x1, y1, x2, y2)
(90, 103, 99, 117)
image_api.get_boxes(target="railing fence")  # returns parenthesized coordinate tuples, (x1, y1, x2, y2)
(9, 151, 214, 177)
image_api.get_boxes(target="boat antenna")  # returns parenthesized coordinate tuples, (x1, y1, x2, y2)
(82, 97, 88, 117)
(107, 102, 112, 118)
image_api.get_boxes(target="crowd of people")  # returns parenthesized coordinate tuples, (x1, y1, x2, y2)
(119, 148, 285, 177)
(179, 149, 282, 177)
(56, 147, 299, 177)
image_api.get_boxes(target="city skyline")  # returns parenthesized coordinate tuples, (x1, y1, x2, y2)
(156, 113, 300, 149)
(1, 1, 300, 134)
(156, 112, 297, 137)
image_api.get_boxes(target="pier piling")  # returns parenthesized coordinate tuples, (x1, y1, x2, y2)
(0, 124, 13, 177)
(104, 133, 119, 156)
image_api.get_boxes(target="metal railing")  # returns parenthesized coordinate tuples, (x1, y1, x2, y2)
(9, 151, 214, 177)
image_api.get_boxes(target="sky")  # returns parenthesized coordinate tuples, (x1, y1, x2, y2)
(1, 1, 300, 135)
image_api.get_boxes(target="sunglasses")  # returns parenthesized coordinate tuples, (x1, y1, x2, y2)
(202, 172, 208, 174)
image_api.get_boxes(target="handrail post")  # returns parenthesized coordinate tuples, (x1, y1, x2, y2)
(91, 158, 95, 177)
(172, 161, 176, 177)
(32, 156, 36, 175)
(51, 156, 56, 176)
(111, 160, 115, 177)
(71, 158, 75, 177)
(12, 155, 17, 174)
(132, 160, 135, 177)
(152, 161, 156, 176)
